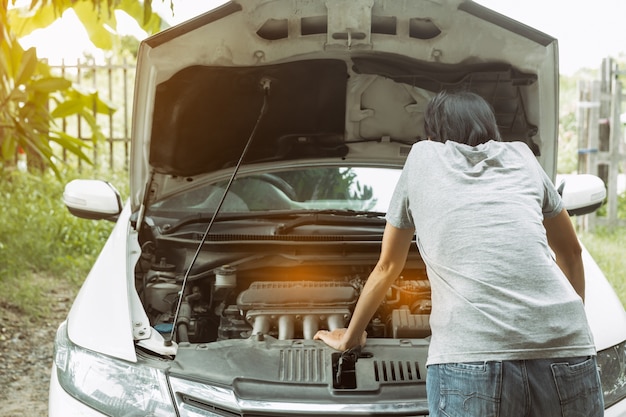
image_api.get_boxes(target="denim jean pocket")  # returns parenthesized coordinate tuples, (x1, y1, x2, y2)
(438, 362, 501, 417)
(551, 356, 604, 417)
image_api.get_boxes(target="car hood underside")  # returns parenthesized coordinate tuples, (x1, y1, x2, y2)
(150, 58, 540, 178)
(131, 0, 559, 208)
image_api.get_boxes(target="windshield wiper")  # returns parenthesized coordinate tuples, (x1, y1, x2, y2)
(161, 209, 385, 235)
(274, 210, 386, 235)
(304, 209, 386, 217)
(160, 210, 291, 235)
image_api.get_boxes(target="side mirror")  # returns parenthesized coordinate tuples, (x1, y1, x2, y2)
(63, 179, 123, 221)
(557, 174, 606, 216)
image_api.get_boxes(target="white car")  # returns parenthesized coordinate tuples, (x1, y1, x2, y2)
(50, 0, 626, 415)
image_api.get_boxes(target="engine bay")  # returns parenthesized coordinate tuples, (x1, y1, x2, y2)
(136, 241, 431, 345)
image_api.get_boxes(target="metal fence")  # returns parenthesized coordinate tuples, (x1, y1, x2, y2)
(50, 58, 136, 172)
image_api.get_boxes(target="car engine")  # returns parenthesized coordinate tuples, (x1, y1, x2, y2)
(138, 255, 432, 344)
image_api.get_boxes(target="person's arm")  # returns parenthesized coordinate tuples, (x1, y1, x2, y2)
(543, 208, 585, 302)
(314, 223, 415, 350)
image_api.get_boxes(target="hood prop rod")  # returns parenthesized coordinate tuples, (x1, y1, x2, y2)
(165, 78, 272, 346)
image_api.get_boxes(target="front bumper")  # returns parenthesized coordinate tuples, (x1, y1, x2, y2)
(49, 362, 626, 417)
(606, 399, 626, 417)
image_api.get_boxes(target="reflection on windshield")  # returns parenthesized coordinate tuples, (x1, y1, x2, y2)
(349, 168, 401, 212)
(150, 167, 401, 214)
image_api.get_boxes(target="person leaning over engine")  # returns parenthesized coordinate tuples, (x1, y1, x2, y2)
(314, 90, 604, 417)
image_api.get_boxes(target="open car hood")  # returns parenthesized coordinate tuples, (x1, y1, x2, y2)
(130, 0, 558, 211)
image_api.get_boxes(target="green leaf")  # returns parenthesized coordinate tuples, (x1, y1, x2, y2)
(51, 129, 92, 150)
(77, 109, 105, 141)
(10, 121, 53, 167)
(6, 3, 66, 38)
(3, 37, 25, 79)
(49, 130, 92, 163)
(91, 93, 117, 114)
(0, 42, 12, 79)
(72, 1, 116, 50)
(15, 47, 38, 86)
(143, 0, 152, 26)
(1, 134, 17, 161)
(67, 85, 117, 114)
(28, 89, 51, 109)
(7, 88, 28, 104)
(30, 77, 72, 93)
(119, 0, 165, 34)
(50, 99, 84, 118)
(19, 102, 53, 131)
(0, 8, 11, 44)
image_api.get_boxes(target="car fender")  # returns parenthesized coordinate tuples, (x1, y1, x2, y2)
(66, 203, 144, 362)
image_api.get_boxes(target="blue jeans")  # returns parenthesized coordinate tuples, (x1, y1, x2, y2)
(426, 356, 604, 417)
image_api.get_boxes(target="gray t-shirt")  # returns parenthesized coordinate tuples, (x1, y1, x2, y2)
(386, 140, 596, 365)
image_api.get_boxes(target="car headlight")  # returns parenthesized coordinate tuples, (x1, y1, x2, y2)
(597, 340, 626, 409)
(54, 322, 176, 416)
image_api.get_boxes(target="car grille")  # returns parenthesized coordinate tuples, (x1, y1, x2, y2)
(171, 374, 430, 417)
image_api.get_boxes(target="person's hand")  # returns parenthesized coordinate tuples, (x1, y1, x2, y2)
(313, 328, 367, 351)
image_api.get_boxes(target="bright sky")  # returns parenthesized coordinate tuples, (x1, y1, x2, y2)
(475, 0, 626, 75)
(19, 0, 626, 74)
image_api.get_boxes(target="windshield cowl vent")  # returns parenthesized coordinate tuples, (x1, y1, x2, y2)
(374, 360, 422, 383)
(279, 348, 326, 382)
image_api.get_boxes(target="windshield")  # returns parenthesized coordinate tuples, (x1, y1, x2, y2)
(149, 167, 401, 215)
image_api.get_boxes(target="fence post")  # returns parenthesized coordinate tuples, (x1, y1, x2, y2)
(576, 79, 601, 231)
(607, 71, 623, 225)
(577, 57, 626, 231)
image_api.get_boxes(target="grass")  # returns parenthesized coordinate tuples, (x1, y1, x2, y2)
(579, 227, 626, 307)
(0, 167, 128, 319)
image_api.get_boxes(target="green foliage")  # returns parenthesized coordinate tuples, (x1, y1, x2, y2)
(1, 0, 167, 178)
(557, 75, 580, 175)
(0, 168, 127, 317)
(596, 191, 626, 219)
(7, 0, 168, 47)
(1, 8, 113, 176)
(557, 111, 579, 174)
(278, 168, 372, 201)
(579, 227, 626, 307)
(0, 44, 115, 176)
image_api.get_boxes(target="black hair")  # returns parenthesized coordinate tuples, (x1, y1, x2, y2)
(424, 90, 501, 146)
